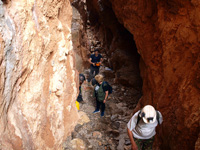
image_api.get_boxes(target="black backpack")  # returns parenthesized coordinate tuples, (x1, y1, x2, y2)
(102, 81, 112, 94)
(136, 110, 160, 125)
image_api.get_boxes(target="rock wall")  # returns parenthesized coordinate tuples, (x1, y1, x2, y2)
(110, 0, 200, 150)
(0, 0, 79, 149)
(71, 1, 90, 73)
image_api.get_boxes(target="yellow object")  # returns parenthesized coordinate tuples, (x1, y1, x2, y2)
(76, 101, 80, 110)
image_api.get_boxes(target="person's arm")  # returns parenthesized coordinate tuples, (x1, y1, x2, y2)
(103, 91, 108, 103)
(127, 112, 140, 150)
(127, 128, 138, 150)
(89, 58, 95, 66)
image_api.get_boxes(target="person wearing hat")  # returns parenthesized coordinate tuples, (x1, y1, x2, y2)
(127, 105, 163, 150)
(88, 49, 103, 82)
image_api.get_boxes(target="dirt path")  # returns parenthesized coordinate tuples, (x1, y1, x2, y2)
(63, 68, 142, 150)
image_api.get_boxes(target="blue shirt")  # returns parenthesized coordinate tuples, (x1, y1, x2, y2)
(90, 54, 102, 68)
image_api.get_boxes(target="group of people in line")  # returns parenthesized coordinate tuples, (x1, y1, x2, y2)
(76, 48, 163, 150)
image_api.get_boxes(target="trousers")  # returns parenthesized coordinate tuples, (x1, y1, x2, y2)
(88, 66, 99, 82)
(134, 137, 154, 150)
(96, 98, 105, 112)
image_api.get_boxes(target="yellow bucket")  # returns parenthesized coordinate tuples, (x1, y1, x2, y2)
(76, 101, 80, 110)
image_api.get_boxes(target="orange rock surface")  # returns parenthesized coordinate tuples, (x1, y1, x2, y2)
(110, 0, 200, 149)
(0, 0, 79, 149)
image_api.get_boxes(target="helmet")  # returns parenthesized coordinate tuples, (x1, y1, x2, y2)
(140, 105, 156, 124)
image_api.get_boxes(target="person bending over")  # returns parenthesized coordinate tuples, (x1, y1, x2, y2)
(127, 105, 163, 150)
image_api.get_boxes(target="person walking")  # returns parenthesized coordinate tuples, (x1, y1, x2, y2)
(76, 74, 86, 110)
(92, 74, 109, 117)
(127, 105, 163, 150)
(88, 49, 103, 82)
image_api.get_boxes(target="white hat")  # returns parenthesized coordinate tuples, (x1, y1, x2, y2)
(141, 105, 156, 124)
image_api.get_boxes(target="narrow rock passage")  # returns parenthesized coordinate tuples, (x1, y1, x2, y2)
(64, 68, 142, 150)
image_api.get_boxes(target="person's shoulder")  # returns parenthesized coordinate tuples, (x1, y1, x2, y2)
(99, 54, 103, 57)
(103, 81, 108, 86)
(129, 110, 140, 122)
(102, 82, 109, 91)
(90, 54, 95, 57)
(157, 111, 163, 120)
(134, 110, 141, 116)
(156, 111, 163, 124)
(157, 111, 162, 117)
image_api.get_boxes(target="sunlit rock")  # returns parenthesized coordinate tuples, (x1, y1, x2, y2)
(0, 0, 79, 149)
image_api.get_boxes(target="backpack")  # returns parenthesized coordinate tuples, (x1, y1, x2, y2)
(136, 110, 160, 125)
(102, 81, 112, 94)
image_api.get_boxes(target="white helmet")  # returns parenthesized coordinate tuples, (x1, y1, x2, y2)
(140, 105, 156, 124)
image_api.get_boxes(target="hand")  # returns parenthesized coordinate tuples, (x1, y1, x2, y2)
(103, 99, 106, 103)
(131, 144, 138, 150)
(93, 63, 95, 66)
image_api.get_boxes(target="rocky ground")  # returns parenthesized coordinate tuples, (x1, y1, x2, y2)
(63, 68, 142, 150)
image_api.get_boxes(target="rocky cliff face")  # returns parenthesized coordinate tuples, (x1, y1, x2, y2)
(71, 1, 90, 72)
(0, 0, 79, 149)
(110, 0, 200, 149)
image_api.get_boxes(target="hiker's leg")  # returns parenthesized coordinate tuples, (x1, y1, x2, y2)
(95, 67, 100, 76)
(89, 66, 95, 82)
(77, 94, 83, 102)
(101, 102, 105, 113)
(133, 138, 143, 150)
(77, 86, 83, 102)
(100, 102, 105, 116)
(96, 98, 100, 111)
(142, 137, 154, 150)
